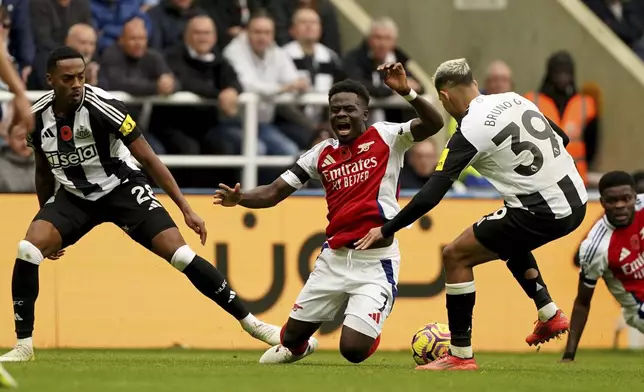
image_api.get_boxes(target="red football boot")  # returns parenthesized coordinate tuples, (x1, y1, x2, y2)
(526, 309, 570, 346)
(415, 354, 478, 371)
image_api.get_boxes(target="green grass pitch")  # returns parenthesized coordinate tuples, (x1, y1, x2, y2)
(2, 349, 643, 392)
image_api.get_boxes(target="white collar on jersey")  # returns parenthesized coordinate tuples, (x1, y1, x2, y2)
(602, 215, 616, 231)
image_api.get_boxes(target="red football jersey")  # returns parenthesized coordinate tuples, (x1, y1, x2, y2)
(579, 195, 644, 314)
(281, 121, 415, 249)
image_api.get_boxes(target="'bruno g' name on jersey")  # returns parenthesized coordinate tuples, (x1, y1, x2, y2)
(27, 85, 142, 202)
(436, 92, 587, 218)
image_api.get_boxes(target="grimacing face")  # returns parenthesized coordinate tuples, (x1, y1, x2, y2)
(328, 92, 368, 143)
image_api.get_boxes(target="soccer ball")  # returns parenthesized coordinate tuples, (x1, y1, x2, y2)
(411, 322, 451, 365)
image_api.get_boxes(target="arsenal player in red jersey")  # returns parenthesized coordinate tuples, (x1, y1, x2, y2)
(214, 62, 444, 364)
(563, 171, 644, 361)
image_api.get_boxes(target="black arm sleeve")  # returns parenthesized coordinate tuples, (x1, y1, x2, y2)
(546, 116, 570, 147)
(289, 163, 311, 185)
(381, 132, 478, 237)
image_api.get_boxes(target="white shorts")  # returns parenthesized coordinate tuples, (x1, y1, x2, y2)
(289, 240, 400, 339)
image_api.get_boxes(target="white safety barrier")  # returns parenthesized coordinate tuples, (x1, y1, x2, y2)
(0, 91, 433, 188)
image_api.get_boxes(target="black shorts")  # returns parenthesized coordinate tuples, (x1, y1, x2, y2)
(473, 203, 587, 260)
(34, 173, 177, 250)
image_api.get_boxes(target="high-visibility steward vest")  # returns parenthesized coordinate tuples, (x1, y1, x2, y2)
(524, 92, 596, 184)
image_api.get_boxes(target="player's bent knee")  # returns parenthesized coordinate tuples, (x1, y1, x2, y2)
(340, 317, 378, 363)
(442, 244, 462, 268)
(524, 268, 539, 279)
(171, 245, 196, 272)
(339, 342, 370, 364)
(16, 240, 44, 266)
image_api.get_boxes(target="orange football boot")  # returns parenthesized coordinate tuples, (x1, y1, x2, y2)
(526, 309, 570, 346)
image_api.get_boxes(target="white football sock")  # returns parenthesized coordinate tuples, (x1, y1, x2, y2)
(17, 337, 32, 348)
(239, 313, 259, 331)
(538, 302, 558, 322)
(450, 345, 473, 359)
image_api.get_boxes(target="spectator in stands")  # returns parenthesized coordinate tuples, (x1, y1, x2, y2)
(64, 23, 107, 87)
(90, 0, 153, 55)
(1, 0, 35, 83)
(585, 0, 644, 59)
(149, 0, 207, 51)
(399, 140, 437, 189)
(199, 0, 261, 50)
(30, 0, 91, 54)
(343, 17, 424, 124)
(30, 23, 106, 89)
(162, 15, 242, 154)
(267, 0, 341, 54)
(223, 11, 303, 155)
(482, 60, 513, 94)
(29, 0, 91, 89)
(101, 18, 171, 153)
(0, 125, 35, 193)
(525, 51, 599, 185)
(102, 18, 177, 96)
(282, 7, 344, 129)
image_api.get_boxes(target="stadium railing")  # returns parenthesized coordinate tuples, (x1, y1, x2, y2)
(0, 90, 600, 200)
(0, 90, 432, 189)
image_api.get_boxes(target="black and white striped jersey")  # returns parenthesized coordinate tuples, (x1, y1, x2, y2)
(27, 85, 142, 201)
(435, 92, 587, 219)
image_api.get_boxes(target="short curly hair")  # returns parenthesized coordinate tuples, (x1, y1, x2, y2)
(328, 79, 370, 106)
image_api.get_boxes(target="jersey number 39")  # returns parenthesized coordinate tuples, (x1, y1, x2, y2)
(491, 109, 560, 176)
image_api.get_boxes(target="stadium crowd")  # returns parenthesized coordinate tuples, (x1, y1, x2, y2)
(0, 0, 635, 192)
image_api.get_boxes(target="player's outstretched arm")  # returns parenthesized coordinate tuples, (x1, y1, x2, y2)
(214, 178, 298, 209)
(378, 62, 444, 141)
(128, 137, 208, 244)
(356, 129, 477, 250)
(34, 149, 56, 208)
(562, 278, 595, 362)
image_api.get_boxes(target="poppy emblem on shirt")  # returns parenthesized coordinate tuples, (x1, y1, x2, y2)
(60, 126, 73, 142)
(631, 234, 640, 251)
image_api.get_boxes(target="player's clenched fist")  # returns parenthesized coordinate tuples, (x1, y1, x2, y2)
(213, 183, 242, 207)
(377, 62, 410, 95)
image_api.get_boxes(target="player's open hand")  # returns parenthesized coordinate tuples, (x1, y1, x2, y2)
(213, 183, 242, 207)
(354, 227, 384, 250)
(47, 249, 65, 261)
(184, 209, 208, 245)
(377, 62, 410, 95)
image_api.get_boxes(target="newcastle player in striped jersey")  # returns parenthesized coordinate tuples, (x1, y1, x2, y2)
(356, 59, 588, 370)
(0, 46, 281, 362)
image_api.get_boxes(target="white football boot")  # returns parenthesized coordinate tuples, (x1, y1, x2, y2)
(0, 343, 35, 362)
(243, 320, 282, 346)
(0, 364, 18, 388)
(259, 337, 318, 364)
